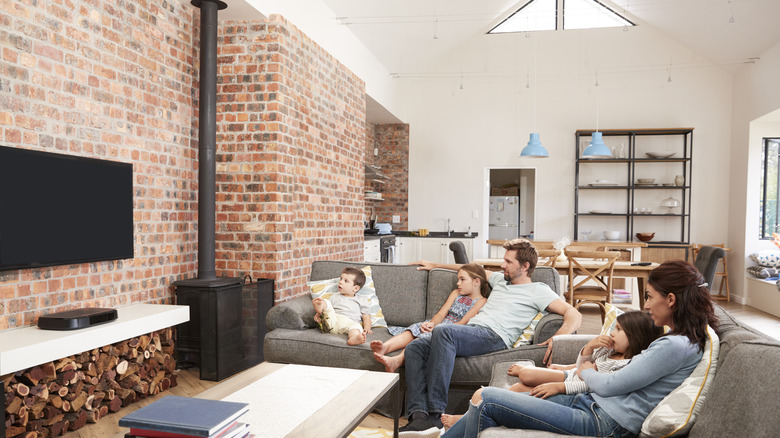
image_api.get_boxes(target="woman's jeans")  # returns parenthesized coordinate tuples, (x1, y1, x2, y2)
(442, 388, 636, 438)
(405, 324, 506, 415)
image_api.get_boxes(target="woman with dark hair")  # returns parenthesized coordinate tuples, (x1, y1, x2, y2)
(442, 260, 715, 438)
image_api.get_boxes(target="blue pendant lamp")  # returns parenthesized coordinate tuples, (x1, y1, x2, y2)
(582, 66, 612, 159)
(582, 132, 611, 158)
(520, 36, 548, 158)
(521, 133, 548, 157)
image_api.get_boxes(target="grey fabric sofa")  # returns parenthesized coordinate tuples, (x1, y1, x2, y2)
(263, 260, 564, 413)
(482, 303, 780, 437)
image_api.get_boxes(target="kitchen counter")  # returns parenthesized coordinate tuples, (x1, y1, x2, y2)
(393, 231, 479, 238)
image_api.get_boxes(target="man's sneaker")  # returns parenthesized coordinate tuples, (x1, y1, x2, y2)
(399, 412, 444, 438)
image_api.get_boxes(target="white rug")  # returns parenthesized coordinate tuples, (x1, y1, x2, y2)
(221, 364, 366, 438)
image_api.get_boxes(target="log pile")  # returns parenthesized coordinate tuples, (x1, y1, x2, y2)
(2, 328, 177, 437)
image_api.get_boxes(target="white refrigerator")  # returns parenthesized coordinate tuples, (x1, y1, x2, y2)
(489, 196, 520, 240)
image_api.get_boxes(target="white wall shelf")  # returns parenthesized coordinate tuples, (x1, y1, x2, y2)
(0, 303, 189, 375)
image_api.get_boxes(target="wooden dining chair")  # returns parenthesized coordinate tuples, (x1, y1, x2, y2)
(563, 249, 621, 323)
(537, 249, 561, 267)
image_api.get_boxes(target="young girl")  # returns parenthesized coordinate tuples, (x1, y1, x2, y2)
(370, 263, 491, 372)
(509, 310, 664, 398)
(441, 310, 663, 428)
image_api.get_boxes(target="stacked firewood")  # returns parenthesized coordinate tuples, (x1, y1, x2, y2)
(2, 328, 177, 437)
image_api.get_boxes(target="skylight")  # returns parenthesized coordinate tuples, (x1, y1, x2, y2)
(489, 0, 634, 34)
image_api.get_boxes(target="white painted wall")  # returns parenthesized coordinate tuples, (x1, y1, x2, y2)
(731, 39, 780, 307)
(401, 26, 733, 258)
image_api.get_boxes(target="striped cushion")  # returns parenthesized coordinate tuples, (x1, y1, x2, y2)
(639, 325, 720, 437)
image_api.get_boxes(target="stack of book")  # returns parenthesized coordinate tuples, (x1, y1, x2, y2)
(119, 395, 250, 438)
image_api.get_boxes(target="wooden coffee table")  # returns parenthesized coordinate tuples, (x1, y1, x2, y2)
(115, 362, 400, 438)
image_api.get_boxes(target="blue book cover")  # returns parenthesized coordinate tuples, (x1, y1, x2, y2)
(119, 396, 249, 437)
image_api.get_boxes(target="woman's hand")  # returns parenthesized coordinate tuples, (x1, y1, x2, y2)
(576, 361, 597, 379)
(529, 382, 564, 399)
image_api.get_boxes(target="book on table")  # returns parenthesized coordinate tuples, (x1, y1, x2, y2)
(125, 421, 249, 438)
(119, 395, 249, 438)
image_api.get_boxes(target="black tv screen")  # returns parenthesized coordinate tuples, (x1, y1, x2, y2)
(0, 145, 134, 271)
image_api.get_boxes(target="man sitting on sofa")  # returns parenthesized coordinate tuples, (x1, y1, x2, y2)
(401, 238, 582, 437)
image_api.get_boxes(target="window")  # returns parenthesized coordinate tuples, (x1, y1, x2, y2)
(489, 0, 633, 34)
(760, 138, 780, 239)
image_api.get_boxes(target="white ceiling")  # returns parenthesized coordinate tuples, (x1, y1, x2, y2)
(216, 0, 780, 122)
(320, 0, 780, 73)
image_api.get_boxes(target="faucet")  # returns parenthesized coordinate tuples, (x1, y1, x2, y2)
(447, 218, 452, 236)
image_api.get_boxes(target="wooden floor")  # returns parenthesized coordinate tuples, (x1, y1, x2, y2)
(63, 301, 780, 437)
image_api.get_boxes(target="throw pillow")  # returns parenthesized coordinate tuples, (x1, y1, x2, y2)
(512, 312, 545, 347)
(308, 266, 387, 328)
(747, 265, 780, 279)
(639, 325, 720, 438)
(600, 303, 624, 336)
(750, 250, 780, 268)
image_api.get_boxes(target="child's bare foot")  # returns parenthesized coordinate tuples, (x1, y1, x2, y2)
(348, 331, 366, 345)
(370, 340, 387, 355)
(373, 352, 403, 372)
(441, 414, 462, 429)
(508, 364, 526, 376)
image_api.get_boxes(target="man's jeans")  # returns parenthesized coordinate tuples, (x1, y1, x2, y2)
(442, 389, 636, 438)
(405, 324, 506, 415)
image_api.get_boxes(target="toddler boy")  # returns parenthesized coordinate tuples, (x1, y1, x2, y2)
(312, 267, 373, 345)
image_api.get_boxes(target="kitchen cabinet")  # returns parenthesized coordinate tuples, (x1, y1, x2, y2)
(574, 128, 692, 245)
(363, 239, 381, 263)
(396, 237, 474, 265)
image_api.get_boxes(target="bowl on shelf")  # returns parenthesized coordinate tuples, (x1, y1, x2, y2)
(636, 178, 655, 184)
(645, 152, 676, 159)
(636, 232, 655, 242)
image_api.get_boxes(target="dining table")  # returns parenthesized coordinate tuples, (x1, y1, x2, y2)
(473, 257, 659, 308)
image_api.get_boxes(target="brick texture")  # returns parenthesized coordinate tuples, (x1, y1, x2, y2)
(214, 16, 366, 301)
(1, 3, 378, 327)
(0, 0, 198, 329)
(366, 123, 410, 231)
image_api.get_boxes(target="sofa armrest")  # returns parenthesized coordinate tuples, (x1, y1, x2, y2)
(266, 295, 316, 331)
(532, 313, 564, 345)
(546, 334, 597, 366)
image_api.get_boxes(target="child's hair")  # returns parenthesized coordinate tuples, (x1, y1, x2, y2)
(458, 263, 492, 298)
(502, 238, 538, 276)
(616, 311, 664, 359)
(342, 267, 366, 289)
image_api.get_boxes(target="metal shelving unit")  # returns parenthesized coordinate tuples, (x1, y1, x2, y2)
(574, 128, 693, 244)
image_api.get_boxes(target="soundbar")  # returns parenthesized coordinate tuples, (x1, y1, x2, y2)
(37, 307, 118, 330)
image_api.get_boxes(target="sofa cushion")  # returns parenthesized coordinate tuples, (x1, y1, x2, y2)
(427, 268, 458, 320)
(310, 261, 428, 327)
(308, 266, 387, 328)
(639, 326, 719, 437)
(600, 303, 624, 335)
(688, 339, 780, 437)
(749, 249, 780, 267)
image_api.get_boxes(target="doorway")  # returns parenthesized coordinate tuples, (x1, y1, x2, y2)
(486, 167, 536, 244)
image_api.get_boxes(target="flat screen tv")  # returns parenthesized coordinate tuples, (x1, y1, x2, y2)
(0, 145, 134, 271)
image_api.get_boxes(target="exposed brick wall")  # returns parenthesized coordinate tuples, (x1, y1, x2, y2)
(215, 16, 366, 301)
(365, 123, 409, 231)
(1, 3, 374, 327)
(0, 1, 198, 328)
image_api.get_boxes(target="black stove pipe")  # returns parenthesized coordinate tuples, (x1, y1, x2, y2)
(192, 0, 226, 281)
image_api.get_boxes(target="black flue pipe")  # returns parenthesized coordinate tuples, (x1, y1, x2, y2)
(192, 0, 226, 280)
